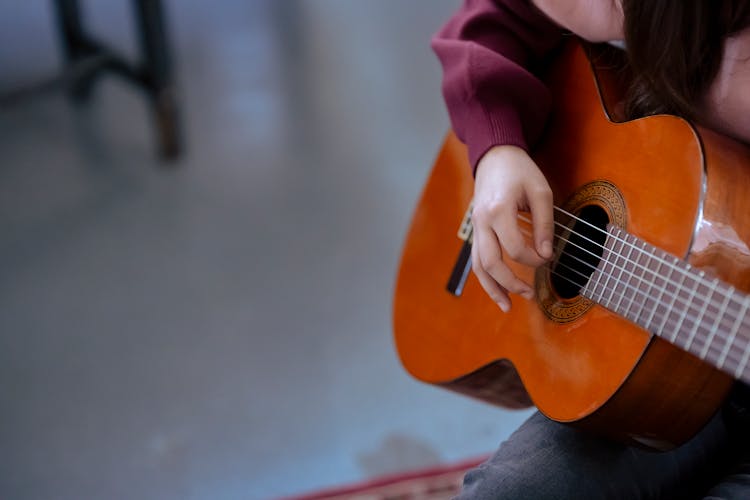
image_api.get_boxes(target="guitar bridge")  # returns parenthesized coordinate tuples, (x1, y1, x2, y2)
(447, 202, 474, 296)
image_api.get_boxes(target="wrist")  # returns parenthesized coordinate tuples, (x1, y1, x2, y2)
(476, 144, 529, 178)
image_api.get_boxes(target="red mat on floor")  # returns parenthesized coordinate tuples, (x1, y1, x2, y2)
(276, 456, 487, 500)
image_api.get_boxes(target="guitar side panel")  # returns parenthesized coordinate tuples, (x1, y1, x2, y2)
(441, 360, 533, 410)
(575, 338, 732, 450)
(691, 126, 750, 292)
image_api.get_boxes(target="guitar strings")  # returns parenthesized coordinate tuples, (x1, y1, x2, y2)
(513, 209, 746, 319)
(517, 214, 739, 323)
(515, 220, 743, 340)
(513, 225, 750, 371)
(549, 205, 746, 311)
(543, 249, 749, 371)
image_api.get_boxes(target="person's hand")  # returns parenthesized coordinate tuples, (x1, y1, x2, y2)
(471, 145, 554, 312)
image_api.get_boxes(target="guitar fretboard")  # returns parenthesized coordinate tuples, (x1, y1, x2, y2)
(580, 225, 750, 384)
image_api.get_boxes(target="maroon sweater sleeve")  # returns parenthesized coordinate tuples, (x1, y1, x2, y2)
(431, 0, 565, 171)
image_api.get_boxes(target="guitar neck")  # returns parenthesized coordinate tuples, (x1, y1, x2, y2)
(581, 225, 750, 384)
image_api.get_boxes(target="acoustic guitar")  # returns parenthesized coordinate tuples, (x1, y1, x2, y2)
(393, 40, 750, 451)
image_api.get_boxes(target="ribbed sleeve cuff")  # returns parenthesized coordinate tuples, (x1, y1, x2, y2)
(464, 101, 528, 175)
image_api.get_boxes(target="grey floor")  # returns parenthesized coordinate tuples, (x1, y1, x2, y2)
(0, 2, 532, 499)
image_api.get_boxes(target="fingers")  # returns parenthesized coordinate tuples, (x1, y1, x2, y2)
(472, 226, 535, 312)
(470, 145, 554, 312)
(490, 203, 547, 268)
(471, 238, 511, 312)
(526, 184, 554, 260)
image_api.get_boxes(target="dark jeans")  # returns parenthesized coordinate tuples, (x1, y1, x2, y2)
(456, 385, 750, 499)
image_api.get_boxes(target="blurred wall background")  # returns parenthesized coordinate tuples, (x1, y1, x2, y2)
(0, 1, 532, 499)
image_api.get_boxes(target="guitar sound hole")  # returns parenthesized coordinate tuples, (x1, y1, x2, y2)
(551, 204, 609, 299)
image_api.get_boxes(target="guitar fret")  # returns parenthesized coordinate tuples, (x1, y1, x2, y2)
(733, 300, 750, 380)
(716, 287, 750, 368)
(670, 270, 703, 346)
(618, 233, 640, 321)
(684, 278, 718, 352)
(586, 256, 607, 297)
(593, 238, 610, 305)
(612, 232, 636, 315)
(643, 248, 665, 333)
(625, 240, 648, 323)
(583, 230, 608, 303)
(588, 255, 605, 302)
(602, 234, 622, 309)
(707, 287, 735, 364)
(655, 256, 684, 339)
(667, 263, 692, 343)
(596, 241, 614, 303)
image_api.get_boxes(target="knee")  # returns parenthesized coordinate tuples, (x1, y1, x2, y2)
(454, 462, 556, 500)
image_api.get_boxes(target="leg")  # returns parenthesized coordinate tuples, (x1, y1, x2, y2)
(703, 383, 750, 499)
(703, 459, 750, 500)
(455, 411, 738, 500)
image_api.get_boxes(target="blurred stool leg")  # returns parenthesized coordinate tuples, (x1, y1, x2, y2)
(53, 0, 99, 101)
(134, 0, 182, 160)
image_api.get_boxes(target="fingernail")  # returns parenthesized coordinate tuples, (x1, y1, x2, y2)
(541, 240, 553, 259)
(498, 300, 510, 313)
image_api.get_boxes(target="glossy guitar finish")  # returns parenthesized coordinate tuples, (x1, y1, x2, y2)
(393, 42, 750, 450)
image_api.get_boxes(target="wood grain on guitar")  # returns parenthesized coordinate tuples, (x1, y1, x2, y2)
(392, 41, 750, 450)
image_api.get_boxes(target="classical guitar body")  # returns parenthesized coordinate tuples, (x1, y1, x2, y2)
(393, 42, 750, 450)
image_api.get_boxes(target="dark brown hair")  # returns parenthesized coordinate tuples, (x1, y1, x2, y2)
(622, 0, 750, 120)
